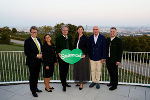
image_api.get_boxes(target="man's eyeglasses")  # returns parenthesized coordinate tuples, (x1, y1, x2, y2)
(62, 30, 68, 31)
(93, 29, 98, 30)
(31, 32, 37, 34)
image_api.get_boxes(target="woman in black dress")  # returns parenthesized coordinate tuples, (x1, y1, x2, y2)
(42, 34, 57, 92)
(74, 26, 90, 90)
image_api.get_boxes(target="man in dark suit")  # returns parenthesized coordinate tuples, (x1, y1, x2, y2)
(56, 25, 73, 92)
(88, 26, 106, 89)
(24, 26, 42, 97)
(106, 27, 123, 91)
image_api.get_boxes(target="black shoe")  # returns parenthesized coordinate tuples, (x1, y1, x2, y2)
(66, 84, 71, 87)
(89, 82, 96, 88)
(109, 86, 117, 91)
(32, 93, 38, 97)
(50, 87, 54, 90)
(63, 86, 66, 92)
(36, 89, 42, 92)
(79, 87, 83, 90)
(107, 84, 112, 87)
(45, 88, 52, 92)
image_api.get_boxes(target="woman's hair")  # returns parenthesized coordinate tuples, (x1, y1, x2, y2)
(77, 25, 84, 31)
(43, 34, 53, 45)
(77, 25, 84, 35)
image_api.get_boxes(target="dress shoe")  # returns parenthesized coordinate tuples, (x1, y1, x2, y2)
(32, 93, 38, 97)
(36, 89, 42, 92)
(66, 84, 71, 87)
(109, 86, 117, 91)
(63, 86, 66, 92)
(89, 82, 96, 88)
(107, 84, 112, 87)
(50, 87, 54, 90)
(45, 88, 52, 92)
(96, 83, 100, 89)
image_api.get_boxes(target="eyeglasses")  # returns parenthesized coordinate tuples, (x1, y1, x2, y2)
(93, 29, 98, 30)
(62, 30, 68, 31)
(31, 32, 37, 34)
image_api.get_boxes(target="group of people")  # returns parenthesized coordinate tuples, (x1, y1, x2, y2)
(24, 25, 123, 97)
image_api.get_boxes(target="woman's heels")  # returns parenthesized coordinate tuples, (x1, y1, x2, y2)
(50, 87, 54, 90)
(79, 84, 83, 90)
(45, 88, 52, 92)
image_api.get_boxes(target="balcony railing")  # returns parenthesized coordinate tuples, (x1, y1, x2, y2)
(0, 51, 150, 86)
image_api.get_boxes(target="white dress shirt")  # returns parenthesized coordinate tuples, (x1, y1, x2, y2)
(63, 35, 68, 39)
(94, 33, 99, 44)
(109, 37, 115, 57)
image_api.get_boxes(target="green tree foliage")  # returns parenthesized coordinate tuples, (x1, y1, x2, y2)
(38, 25, 53, 34)
(122, 35, 150, 52)
(12, 28, 17, 34)
(0, 27, 12, 44)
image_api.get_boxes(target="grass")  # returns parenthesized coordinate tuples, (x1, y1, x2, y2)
(0, 44, 24, 51)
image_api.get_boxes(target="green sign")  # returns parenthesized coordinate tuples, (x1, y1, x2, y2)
(60, 49, 83, 64)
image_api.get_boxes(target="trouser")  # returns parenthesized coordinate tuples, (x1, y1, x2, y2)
(58, 59, 69, 87)
(106, 58, 118, 87)
(90, 60, 102, 83)
(28, 62, 41, 93)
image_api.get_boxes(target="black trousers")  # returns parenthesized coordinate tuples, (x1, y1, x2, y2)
(58, 59, 69, 87)
(106, 58, 118, 87)
(28, 62, 41, 93)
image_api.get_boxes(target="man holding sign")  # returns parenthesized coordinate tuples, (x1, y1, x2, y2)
(56, 25, 73, 92)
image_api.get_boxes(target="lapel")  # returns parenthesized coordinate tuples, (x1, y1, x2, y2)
(78, 34, 84, 46)
(29, 37, 40, 51)
(111, 37, 117, 44)
(95, 34, 101, 45)
(91, 34, 96, 45)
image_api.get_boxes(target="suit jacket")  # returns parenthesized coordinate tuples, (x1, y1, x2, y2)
(42, 42, 57, 66)
(106, 37, 123, 62)
(74, 34, 88, 55)
(56, 34, 73, 54)
(88, 34, 106, 61)
(24, 37, 42, 66)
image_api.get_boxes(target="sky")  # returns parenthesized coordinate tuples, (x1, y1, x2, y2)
(0, 0, 150, 27)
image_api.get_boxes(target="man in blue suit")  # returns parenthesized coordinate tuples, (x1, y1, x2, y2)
(89, 26, 106, 89)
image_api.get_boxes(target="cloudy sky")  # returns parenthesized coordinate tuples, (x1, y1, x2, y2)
(0, 0, 150, 27)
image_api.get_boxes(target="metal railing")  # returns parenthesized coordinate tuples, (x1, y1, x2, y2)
(0, 51, 150, 86)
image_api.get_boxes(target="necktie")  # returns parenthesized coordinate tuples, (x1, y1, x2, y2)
(34, 38, 40, 54)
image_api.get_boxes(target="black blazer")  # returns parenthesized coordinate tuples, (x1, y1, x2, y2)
(42, 43, 57, 66)
(106, 37, 123, 62)
(56, 34, 73, 54)
(74, 34, 88, 55)
(24, 37, 42, 66)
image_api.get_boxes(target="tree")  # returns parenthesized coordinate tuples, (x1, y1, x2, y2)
(53, 23, 65, 36)
(38, 25, 53, 34)
(12, 28, 17, 34)
(0, 27, 12, 44)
